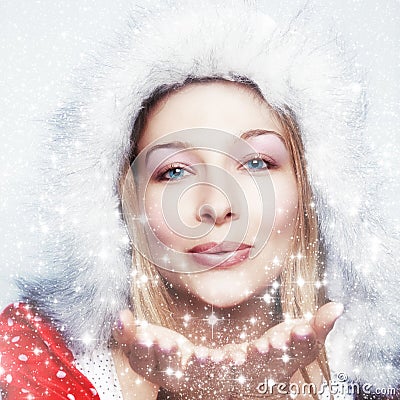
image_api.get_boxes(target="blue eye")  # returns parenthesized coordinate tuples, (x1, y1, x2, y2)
(245, 158, 268, 170)
(155, 163, 195, 182)
(156, 166, 192, 181)
(166, 167, 185, 180)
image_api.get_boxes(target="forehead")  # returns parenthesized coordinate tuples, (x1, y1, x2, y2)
(137, 81, 284, 150)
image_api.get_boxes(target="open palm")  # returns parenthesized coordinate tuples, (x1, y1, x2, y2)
(113, 302, 343, 399)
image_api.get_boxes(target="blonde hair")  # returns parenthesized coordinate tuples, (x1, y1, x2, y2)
(274, 108, 331, 390)
(119, 78, 331, 397)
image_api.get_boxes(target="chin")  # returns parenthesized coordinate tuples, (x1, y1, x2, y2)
(196, 289, 253, 309)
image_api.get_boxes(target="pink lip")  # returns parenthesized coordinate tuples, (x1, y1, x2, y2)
(188, 242, 252, 269)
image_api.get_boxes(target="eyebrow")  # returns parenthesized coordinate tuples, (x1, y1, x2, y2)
(240, 129, 285, 142)
(145, 141, 192, 164)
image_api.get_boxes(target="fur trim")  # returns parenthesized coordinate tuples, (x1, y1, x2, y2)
(17, 0, 400, 386)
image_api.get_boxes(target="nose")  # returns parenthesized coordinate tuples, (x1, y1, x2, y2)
(196, 185, 239, 226)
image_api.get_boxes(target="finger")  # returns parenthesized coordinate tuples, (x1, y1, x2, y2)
(193, 345, 210, 360)
(289, 323, 318, 362)
(151, 343, 184, 391)
(209, 347, 225, 363)
(245, 342, 273, 377)
(248, 320, 316, 382)
(129, 340, 159, 380)
(123, 325, 194, 391)
(113, 310, 155, 353)
(112, 310, 141, 346)
(311, 302, 344, 343)
(260, 318, 296, 351)
(223, 342, 248, 365)
(251, 335, 270, 354)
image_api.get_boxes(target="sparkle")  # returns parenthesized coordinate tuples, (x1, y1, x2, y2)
(135, 213, 148, 225)
(135, 318, 148, 327)
(282, 353, 290, 363)
(237, 375, 246, 385)
(272, 281, 280, 290)
(183, 314, 191, 322)
(272, 256, 280, 265)
(263, 293, 272, 304)
(206, 307, 219, 339)
(177, 336, 187, 346)
(33, 347, 42, 356)
(161, 254, 170, 264)
(207, 313, 218, 326)
(142, 336, 153, 347)
(297, 276, 305, 287)
(378, 327, 386, 336)
(81, 332, 94, 345)
(283, 313, 292, 322)
(175, 370, 183, 379)
(304, 312, 313, 322)
(165, 367, 174, 376)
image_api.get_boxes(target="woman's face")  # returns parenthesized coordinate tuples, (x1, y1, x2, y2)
(133, 81, 298, 308)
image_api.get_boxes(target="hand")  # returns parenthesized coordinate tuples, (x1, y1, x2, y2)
(113, 302, 343, 399)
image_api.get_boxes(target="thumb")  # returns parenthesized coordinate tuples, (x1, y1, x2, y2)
(113, 309, 153, 353)
(311, 302, 344, 344)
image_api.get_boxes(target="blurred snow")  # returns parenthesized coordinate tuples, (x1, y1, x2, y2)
(0, 0, 399, 309)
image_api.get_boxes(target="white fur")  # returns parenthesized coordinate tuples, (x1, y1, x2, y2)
(18, 0, 400, 387)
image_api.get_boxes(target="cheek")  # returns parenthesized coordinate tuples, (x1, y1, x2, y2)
(244, 173, 298, 243)
(143, 185, 196, 249)
(273, 174, 298, 236)
(143, 186, 170, 243)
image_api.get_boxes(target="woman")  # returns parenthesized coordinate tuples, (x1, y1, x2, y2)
(113, 78, 345, 399)
(0, 1, 398, 399)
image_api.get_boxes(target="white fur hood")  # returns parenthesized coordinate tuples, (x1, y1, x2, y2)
(17, 0, 400, 388)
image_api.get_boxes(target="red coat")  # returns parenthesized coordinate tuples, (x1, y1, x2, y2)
(0, 303, 100, 399)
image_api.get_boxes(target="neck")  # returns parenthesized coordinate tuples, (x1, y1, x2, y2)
(169, 288, 280, 347)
